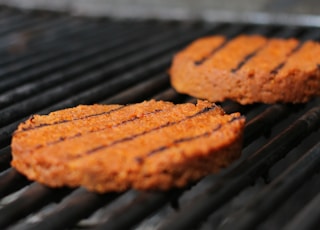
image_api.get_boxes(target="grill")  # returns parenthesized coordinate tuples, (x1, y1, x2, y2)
(0, 6, 320, 230)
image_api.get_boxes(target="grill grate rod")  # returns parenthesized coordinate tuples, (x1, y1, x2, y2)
(101, 72, 170, 105)
(283, 184, 320, 230)
(153, 87, 190, 103)
(0, 22, 171, 92)
(92, 190, 184, 230)
(0, 146, 11, 171)
(219, 139, 320, 230)
(158, 105, 320, 230)
(13, 188, 119, 230)
(0, 15, 49, 37)
(0, 17, 75, 55)
(0, 19, 118, 67)
(0, 21, 142, 80)
(0, 183, 71, 229)
(0, 169, 29, 199)
(0, 19, 169, 79)
(0, 25, 181, 109)
(0, 12, 24, 25)
(243, 104, 292, 146)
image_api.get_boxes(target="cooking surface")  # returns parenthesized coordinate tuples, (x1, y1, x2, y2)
(0, 7, 320, 230)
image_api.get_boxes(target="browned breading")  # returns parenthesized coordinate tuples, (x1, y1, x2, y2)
(170, 35, 320, 104)
(11, 100, 245, 193)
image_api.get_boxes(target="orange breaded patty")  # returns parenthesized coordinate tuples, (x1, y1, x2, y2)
(170, 35, 320, 104)
(11, 100, 245, 193)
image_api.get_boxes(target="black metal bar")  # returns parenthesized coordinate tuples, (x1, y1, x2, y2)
(0, 16, 70, 55)
(0, 183, 71, 229)
(0, 169, 29, 199)
(0, 20, 157, 79)
(93, 190, 182, 230)
(40, 54, 173, 109)
(0, 17, 102, 67)
(243, 104, 291, 146)
(0, 15, 44, 36)
(101, 73, 170, 104)
(0, 22, 164, 92)
(0, 146, 11, 171)
(24, 19, 120, 48)
(152, 88, 189, 103)
(219, 141, 320, 230)
(158, 106, 320, 230)
(0, 28, 170, 108)
(283, 191, 320, 230)
(0, 121, 21, 149)
(20, 188, 119, 230)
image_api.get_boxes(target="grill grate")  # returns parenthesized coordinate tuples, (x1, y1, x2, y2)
(0, 7, 320, 230)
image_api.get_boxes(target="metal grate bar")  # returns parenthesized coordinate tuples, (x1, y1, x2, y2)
(0, 26, 179, 109)
(0, 22, 137, 79)
(101, 73, 170, 105)
(243, 104, 292, 146)
(13, 188, 119, 230)
(0, 22, 168, 91)
(0, 17, 75, 56)
(0, 146, 11, 171)
(219, 140, 320, 230)
(0, 183, 71, 229)
(0, 169, 29, 199)
(0, 20, 166, 76)
(153, 87, 189, 103)
(0, 18, 111, 67)
(93, 190, 184, 230)
(283, 186, 320, 230)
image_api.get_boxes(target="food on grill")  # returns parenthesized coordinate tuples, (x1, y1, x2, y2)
(170, 35, 320, 104)
(11, 100, 245, 193)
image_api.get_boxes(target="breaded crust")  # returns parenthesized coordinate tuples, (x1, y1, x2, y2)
(170, 35, 320, 104)
(11, 100, 245, 193)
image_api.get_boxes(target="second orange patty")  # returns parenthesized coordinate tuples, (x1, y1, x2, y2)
(170, 35, 320, 104)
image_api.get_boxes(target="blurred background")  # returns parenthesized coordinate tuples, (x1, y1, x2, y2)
(0, 0, 319, 20)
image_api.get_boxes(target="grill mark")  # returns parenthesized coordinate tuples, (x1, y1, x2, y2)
(82, 105, 218, 157)
(276, 40, 320, 78)
(231, 45, 266, 73)
(147, 124, 222, 156)
(19, 105, 126, 132)
(194, 39, 230, 66)
(135, 116, 244, 163)
(270, 41, 304, 75)
(200, 35, 267, 71)
(270, 63, 285, 75)
(34, 109, 164, 150)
